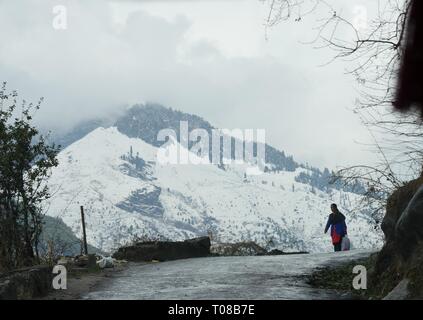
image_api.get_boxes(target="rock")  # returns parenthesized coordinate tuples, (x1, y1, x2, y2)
(371, 175, 423, 299)
(382, 176, 423, 242)
(0, 265, 52, 300)
(383, 279, 410, 300)
(183, 236, 212, 250)
(396, 185, 423, 256)
(267, 249, 285, 255)
(74, 254, 96, 268)
(113, 237, 211, 262)
(57, 256, 74, 266)
(210, 242, 267, 256)
(0, 279, 16, 300)
(74, 255, 87, 267)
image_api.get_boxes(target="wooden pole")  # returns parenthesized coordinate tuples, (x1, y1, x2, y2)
(80, 206, 88, 255)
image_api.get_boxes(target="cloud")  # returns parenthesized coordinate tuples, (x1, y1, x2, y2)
(108, 0, 244, 2)
(0, 0, 376, 169)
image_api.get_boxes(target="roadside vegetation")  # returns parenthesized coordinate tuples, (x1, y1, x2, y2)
(306, 255, 379, 300)
(0, 83, 59, 272)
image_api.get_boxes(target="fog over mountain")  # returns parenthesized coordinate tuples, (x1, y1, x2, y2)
(0, 0, 382, 169)
(44, 104, 383, 253)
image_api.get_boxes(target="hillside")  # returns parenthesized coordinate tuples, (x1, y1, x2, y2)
(44, 106, 383, 253)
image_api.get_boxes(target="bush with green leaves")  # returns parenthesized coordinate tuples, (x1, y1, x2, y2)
(0, 82, 59, 271)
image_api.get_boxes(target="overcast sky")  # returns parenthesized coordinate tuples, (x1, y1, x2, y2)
(0, 0, 384, 169)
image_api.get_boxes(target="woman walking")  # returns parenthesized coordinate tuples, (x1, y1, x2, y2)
(324, 204, 348, 252)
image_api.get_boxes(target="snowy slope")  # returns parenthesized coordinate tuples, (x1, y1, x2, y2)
(46, 127, 383, 253)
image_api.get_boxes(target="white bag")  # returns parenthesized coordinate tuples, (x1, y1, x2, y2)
(341, 236, 351, 251)
(97, 256, 114, 269)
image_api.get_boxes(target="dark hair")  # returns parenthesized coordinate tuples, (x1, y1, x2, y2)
(331, 203, 340, 214)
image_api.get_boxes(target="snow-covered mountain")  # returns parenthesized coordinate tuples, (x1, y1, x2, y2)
(45, 105, 383, 253)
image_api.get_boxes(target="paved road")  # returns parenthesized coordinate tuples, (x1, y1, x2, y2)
(84, 250, 371, 300)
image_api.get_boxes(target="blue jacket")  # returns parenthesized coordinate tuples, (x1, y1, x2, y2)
(325, 212, 347, 244)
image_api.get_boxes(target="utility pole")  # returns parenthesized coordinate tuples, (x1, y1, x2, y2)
(80, 205, 88, 255)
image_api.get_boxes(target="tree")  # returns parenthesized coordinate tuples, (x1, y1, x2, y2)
(0, 82, 59, 271)
(264, 0, 419, 225)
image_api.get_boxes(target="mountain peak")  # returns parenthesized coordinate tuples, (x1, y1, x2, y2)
(116, 103, 214, 147)
(46, 119, 383, 253)
(53, 103, 365, 195)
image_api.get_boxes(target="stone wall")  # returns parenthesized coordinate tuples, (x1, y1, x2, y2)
(113, 236, 211, 262)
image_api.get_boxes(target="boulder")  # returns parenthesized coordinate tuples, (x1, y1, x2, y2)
(113, 237, 211, 262)
(0, 265, 52, 300)
(74, 254, 97, 268)
(57, 256, 74, 266)
(371, 175, 423, 299)
(396, 185, 423, 256)
(396, 186, 423, 243)
(267, 249, 285, 255)
(383, 279, 410, 300)
(382, 176, 423, 242)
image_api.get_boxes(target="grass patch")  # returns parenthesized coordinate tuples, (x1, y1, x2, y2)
(404, 245, 423, 299)
(306, 255, 378, 300)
